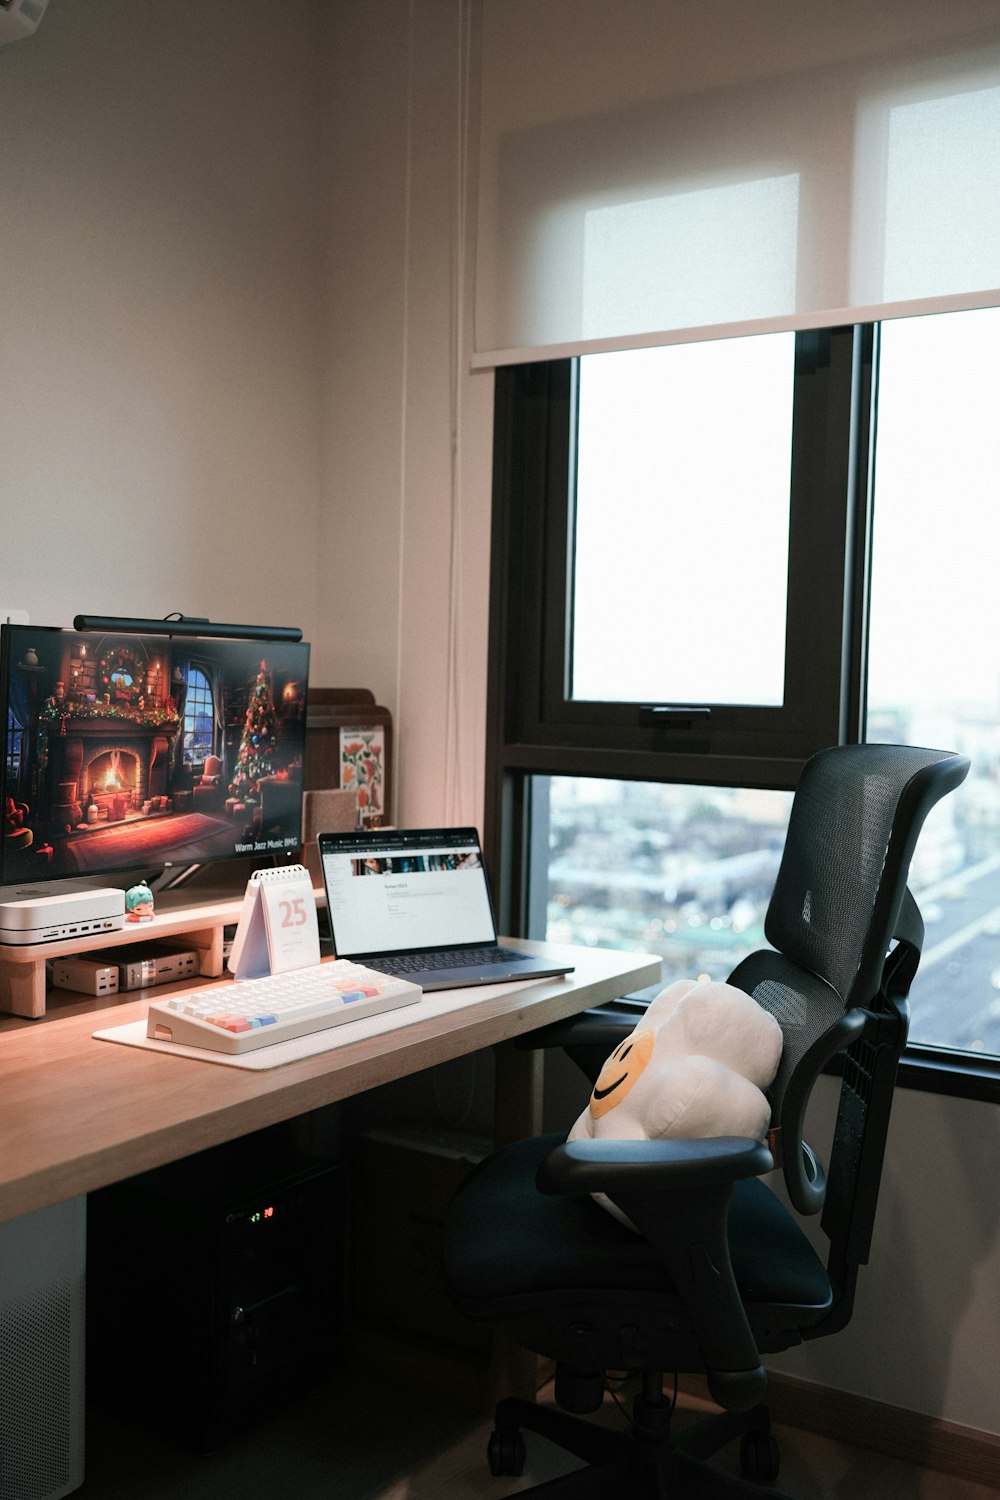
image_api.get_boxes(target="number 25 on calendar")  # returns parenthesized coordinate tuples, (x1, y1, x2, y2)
(228, 865, 321, 980)
(279, 897, 309, 928)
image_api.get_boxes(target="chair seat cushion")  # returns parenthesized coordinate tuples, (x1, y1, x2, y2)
(444, 1132, 830, 1316)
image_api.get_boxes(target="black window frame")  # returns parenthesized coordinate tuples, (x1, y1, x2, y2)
(483, 322, 999, 1104)
(182, 664, 215, 771)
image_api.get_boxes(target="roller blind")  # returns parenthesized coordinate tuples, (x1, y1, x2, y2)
(473, 0, 1000, 366)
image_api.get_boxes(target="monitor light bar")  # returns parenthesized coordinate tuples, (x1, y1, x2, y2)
(72, 615, 303, 643)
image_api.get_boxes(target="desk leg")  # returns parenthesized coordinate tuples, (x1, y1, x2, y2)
(490, 1041, 546, 1402)
(492, 1039, 544, 1147)
(0, 955, 46, 1017)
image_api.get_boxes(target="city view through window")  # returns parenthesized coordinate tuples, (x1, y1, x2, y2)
(543, 775, 793, 991)
(541, 308, 1000, 1058)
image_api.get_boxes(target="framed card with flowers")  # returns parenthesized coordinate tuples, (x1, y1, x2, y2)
(338, 726, 386, 824)
(302, 689, 393, 827)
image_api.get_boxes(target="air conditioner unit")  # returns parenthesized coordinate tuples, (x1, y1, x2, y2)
(0, 0, 50, 47)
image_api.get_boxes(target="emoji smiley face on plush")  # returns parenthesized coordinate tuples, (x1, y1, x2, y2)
(568, 978, 783, 1223)
(589, 1026, 657, 1120)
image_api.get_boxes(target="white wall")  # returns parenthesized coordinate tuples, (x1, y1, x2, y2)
(765, 1078, 1000, 1435)
(321, 0, 492, 829)
(0, 0, 491, 831)
(0, 0, 328, 661)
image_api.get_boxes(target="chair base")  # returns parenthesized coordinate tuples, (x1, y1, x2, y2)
(489, 1384, 792, 1499)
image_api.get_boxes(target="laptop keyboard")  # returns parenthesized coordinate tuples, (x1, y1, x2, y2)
(370, 946, 523, 975)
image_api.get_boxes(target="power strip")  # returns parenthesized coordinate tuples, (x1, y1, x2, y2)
(51, 956, 120, 997)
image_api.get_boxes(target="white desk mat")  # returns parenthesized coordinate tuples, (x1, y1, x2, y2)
(93, 974, 546, 1071)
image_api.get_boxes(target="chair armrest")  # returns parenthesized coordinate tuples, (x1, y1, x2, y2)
(537, 1135, 773, 1196)
(540, 1134, 773, 1411)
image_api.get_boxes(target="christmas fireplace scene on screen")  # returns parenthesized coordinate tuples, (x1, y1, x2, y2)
(3, 629, 309, 882)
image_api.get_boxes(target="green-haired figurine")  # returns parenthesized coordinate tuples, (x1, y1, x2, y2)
(125, 881, 155, 923)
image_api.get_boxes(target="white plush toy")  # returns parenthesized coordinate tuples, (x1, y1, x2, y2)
(567, 979, 783, 1224)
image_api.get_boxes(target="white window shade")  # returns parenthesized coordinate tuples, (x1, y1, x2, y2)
(473, 5, 1000, 366)
(582, 175, 801, 340)
(855, 69, 1000, 302)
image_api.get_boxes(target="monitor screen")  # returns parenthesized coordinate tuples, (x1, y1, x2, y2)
(0, 624, 310, 887)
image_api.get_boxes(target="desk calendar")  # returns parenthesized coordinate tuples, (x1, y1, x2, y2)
(227, 864, 321, 980)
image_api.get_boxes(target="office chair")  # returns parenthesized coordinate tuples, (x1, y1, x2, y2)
(443, 744, 969, 1498)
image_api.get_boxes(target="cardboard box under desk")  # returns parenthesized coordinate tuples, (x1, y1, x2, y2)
(352, 1125, 492, 1354)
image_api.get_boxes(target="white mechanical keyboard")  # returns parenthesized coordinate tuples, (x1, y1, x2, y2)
(145, 961, 422, 1055)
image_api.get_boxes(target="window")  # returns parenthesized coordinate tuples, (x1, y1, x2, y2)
(572, 337, 793, 707)
(182, 667, 214, 769)
(865, 306, 1000, 1058)
(486, 314, 998, 1095)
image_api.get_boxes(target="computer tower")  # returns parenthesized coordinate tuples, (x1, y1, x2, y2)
(0, 1197, 86, 1500)
(87, 1133, 342, 1452)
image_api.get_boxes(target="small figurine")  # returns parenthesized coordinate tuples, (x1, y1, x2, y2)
(125, 881, 155, 922)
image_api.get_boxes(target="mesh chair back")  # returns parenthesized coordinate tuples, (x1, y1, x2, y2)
(764, 744, 963, 1007)
(729, 743, 969, 1216)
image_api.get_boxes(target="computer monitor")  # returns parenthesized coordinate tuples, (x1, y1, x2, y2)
(0, 623, 310, 887)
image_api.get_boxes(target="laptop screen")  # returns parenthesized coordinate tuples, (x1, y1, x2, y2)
(320, 827, 498, 958)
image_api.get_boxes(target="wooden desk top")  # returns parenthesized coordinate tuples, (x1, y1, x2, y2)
(0, 941, 660, 1225)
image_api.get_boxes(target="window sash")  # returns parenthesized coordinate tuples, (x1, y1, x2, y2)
(488, 327, 871, 781)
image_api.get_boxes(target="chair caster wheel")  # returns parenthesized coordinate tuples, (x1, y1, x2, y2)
(488, 1428, 527, 1476)
(740, 1428, 780, 1484)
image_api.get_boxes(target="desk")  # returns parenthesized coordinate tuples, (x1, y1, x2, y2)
(0, 940, 660, 1226)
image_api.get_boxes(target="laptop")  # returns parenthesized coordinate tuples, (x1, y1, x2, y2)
(317, 826, 574, 991)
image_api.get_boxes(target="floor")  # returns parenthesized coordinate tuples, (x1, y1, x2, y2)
(79, 1374, 997, 1500)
